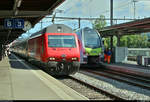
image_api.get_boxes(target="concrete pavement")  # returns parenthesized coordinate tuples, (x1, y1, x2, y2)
(0, 54, 88, 100)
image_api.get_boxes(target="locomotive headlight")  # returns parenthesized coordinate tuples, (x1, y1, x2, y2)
(49, 57, 55, 61)
(72, 57, 78, 60)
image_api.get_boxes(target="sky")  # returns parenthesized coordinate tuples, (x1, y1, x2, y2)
(20, 0, 150, 39)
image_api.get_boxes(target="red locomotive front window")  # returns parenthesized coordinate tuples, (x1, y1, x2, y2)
(48, 35, 76, 48)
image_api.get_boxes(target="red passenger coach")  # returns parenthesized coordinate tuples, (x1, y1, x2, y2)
(12, 24, 80, 75)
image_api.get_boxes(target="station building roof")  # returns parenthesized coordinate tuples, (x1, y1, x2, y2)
(0, 0, 65, 45)
(99, 17, 150, 37)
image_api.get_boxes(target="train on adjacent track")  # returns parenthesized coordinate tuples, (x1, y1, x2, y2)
(11, 24, 81, 76)
(75, 27, 104, 64)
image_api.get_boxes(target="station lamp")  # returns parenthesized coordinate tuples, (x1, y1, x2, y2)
(17, 0, 22, 7)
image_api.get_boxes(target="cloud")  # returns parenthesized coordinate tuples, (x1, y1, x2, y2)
(57, 0, 109, 17)
(27, 0, 150, 35)
(131, 1, 150, 18)
(141, 1, 150, 10)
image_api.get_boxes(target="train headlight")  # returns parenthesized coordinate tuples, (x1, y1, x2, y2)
(72, 57, 78, 61)
(49, 57, 55, 61)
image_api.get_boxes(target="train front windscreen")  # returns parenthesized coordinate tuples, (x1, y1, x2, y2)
(83, 28, 101, 48)
(48, 35, 76, 48)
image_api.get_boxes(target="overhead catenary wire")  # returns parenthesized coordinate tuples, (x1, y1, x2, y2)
(42, 0, 144, 24)
(44, 16, 139, 21)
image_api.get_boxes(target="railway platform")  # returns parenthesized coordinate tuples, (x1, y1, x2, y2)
(101, 61, 150, 78)
(0, 54, 88, 100)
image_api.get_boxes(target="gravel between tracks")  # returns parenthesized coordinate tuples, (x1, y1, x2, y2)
(72, 72, 150, 100)
(103, 63, 150, 75)
(58, 77, 112, 100)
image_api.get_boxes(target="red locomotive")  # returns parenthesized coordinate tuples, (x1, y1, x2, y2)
(11, 24, 80, 75)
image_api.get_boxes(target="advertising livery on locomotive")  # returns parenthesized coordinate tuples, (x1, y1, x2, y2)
(75, 27, 103, 64)
(11, 24, 81, 75)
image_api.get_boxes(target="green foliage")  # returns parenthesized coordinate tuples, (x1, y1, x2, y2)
(92, 15, 107, 31)
(113, 36, 117, 47)
(104, 36, 117, 48)
(120, 34, 149, 48)
(103, 34, 149, 48)
(104, 37, 110, 48)
(92, 15, 149, 48)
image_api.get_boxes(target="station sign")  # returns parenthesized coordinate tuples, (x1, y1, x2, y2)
(4, 18, 24, 29)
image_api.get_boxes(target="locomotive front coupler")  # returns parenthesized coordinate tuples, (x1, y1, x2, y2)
(47, 61, 57, 68)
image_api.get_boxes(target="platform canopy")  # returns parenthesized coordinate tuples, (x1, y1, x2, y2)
(99, 17, 150, 37)
(0, 0, 65, 45)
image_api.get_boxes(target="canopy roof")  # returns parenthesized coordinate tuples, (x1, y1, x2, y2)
(0, 0, 65, 45)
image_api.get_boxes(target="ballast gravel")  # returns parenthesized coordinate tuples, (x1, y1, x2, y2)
(58, 78, 112, 100)
(71, 71, 150, 100)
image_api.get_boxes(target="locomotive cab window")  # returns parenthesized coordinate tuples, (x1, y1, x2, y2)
(84, 28, 101, 48)
(48, 35, 76, 48)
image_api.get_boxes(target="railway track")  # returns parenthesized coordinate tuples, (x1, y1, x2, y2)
(57, 76, 114, 100)
(69, 75, 125, 100)
(72, 64, 150, 100)
(81, 68, 150, 90)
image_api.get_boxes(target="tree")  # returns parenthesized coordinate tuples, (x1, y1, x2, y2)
(104, 37, 110, 48)
(92, 15, 150, 48)
(104, 36, 117, 48)
(120, 34, 149, 48)
(92, 15, 107, 31)
(93, 15, 109, 48)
